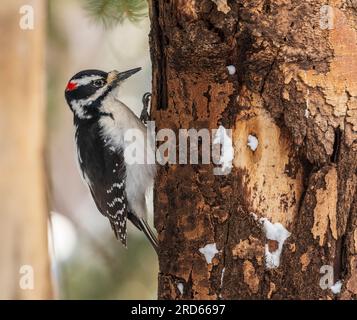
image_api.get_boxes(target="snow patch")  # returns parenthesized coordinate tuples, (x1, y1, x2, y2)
(213, 126, 234, 172)
(247, 135, 259, 151)
(199, 243, 219, 264)
(305, 88, 310, 118)
(227, 65, 236, 75)
(260, 218, 291, 269)
(330, 280, 342, 294)
(177, 283, 184, 295)
(220, 267, 225, 287)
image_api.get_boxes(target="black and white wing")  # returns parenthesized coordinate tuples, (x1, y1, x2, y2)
(87, 148, 128, 246)
(76, 124, 129, 246)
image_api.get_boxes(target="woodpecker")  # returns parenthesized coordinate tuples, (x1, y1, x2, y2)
(64, 68, 158, 253)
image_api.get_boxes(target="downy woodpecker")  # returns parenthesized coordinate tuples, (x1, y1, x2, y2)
(64, 68, 158, 253)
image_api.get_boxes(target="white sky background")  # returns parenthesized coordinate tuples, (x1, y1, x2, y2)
(49, 0, 152, 257)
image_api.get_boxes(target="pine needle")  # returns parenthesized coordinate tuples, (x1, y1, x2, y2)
(83, 0, 148, 28)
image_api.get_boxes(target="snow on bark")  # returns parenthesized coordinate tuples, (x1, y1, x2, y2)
(260, 218, 291, 269)
(213, 126, 234, 172)
(227, 65, 236, 75)
(247, 134, 259, 151)
(330, 280, 342, 294)
(199, 243, 219, 264)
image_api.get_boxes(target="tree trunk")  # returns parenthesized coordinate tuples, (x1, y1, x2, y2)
(149, 0, 357, 299)
(0, 0, 52, 299)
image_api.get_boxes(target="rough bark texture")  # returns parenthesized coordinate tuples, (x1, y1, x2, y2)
(0, 0, 52, 299)
(149, 0, 357, 299)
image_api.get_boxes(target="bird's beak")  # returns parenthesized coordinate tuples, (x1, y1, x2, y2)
(107, 67, 142, 85)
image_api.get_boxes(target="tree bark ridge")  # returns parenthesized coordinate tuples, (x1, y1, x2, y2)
(149, 0, 357, 300)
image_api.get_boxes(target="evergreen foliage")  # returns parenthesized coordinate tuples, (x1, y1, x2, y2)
(84, 0, 148, 27)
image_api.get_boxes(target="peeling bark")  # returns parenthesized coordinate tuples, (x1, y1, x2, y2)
(149, 0, 357, 299)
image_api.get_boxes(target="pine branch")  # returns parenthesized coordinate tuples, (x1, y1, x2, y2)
(83, 0, 148, 28)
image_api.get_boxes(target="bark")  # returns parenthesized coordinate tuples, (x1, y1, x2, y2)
(0, 1, 52, 299)
(149, 0, 357, 299)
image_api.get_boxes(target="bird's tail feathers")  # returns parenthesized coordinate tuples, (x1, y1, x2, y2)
(111, 221, 127, 248)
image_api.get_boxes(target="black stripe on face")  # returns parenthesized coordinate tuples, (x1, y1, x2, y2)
(72, 85, 116, 122)
(65, 70, 108, 102)
(69, 83, 99, 101)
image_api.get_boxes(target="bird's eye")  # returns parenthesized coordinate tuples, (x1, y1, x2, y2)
(93, 79, 105, 87)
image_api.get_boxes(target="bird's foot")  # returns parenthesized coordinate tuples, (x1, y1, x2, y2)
(140, 92, 151, 124)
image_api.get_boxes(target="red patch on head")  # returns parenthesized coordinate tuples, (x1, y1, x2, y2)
(66, 81, 77, 91)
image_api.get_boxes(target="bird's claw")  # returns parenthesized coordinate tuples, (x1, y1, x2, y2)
(140, 92, 152, 123)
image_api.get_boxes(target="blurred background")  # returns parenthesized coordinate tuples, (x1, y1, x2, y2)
(0, 0, 157, 299)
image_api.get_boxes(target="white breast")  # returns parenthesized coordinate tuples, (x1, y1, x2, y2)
(98, 93, 156, 218)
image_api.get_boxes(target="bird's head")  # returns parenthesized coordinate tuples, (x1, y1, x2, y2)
(64, 68, 141, 120)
